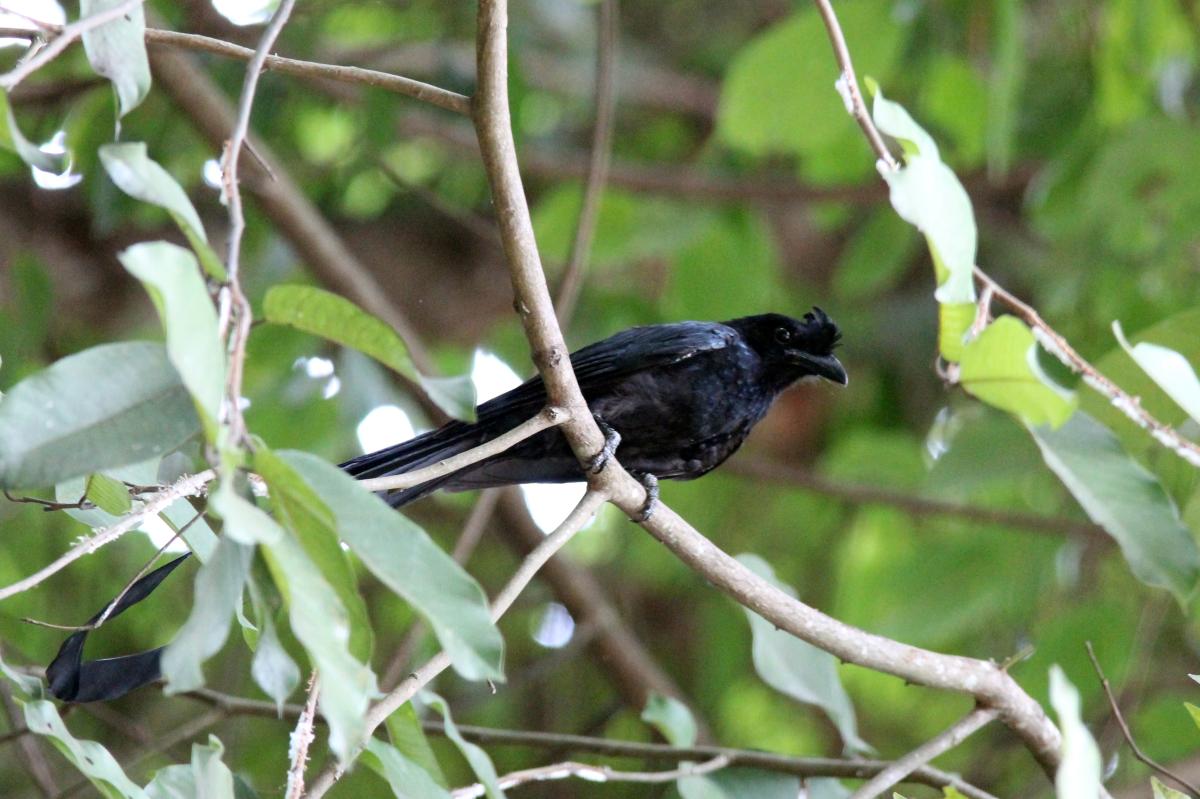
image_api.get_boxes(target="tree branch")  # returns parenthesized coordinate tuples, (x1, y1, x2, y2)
(0, 0, 145, 91)
(450, 754, 732, 798)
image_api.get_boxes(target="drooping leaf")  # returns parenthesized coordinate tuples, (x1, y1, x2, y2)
(0, 341, 200, 488)
(255, 449, 374, 662)
(424, 692, 506, 799)
(145, 737, 236, 799)
(641, 692, 697, 747)
(1031, 412, 1200, 604)
(22, 698, 147, 799)
(870, 86, 977, 321)
(263, 285, 474, 421)
(280, 451, 503, 681)
(1048, 666, 1101, 799)
(119, 242, 225, 435)
(959, 316, 1076, 427)
(362, 738, 452, 799)
(1113, 321, 1200, 425)
(160, 535, 253, 694)
(100, 143, 224, 279)
(736, 554, 871, 754)
(250, 612, 300, 715)
(80, 0, 151, 118)
(0, 92, 66, 173)
(384, 704, 448, 789)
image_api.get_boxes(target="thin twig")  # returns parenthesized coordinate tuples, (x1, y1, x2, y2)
(357, 406, 568, 492)
(848, 707, 998, 799)
(0, 470, 213, 603)
(1086, 642, 1200, 798)
(2, 490, 93, 512)
(219, 0, 296, 449)
(304, 489, 608, 798)
(554, 0, 619, 328)
(728, 457, 1109, 544)
(810, 0, 897, 170)
(451, 754, 732, 798)
(0, 0, 144, 91)
(181, 687, 995, 799)
(976, 268, 1200, 468)
(285, 672, 320, 799)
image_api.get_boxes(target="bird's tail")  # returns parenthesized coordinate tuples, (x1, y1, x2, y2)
(339, 421, 484, 507)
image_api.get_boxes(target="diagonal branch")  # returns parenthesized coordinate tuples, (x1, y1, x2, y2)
(0, 0, 145, 91)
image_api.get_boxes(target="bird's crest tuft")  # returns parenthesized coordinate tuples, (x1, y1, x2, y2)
(802, 306, 842, 354)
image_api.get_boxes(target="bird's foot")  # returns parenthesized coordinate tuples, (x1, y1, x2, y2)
(586, 414, 621, 474)
(630, 473, 659, 522)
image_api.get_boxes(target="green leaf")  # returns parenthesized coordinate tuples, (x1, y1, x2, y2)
(0, 647, 47, 700)
(0, 341, 200, 488)
(808, 778, 852, 799)
(1031, 412, 1200, 604)
(1048, 666, 1101, 799)
(81, 0, 151, 118)
(736, 554, 871, 754)
(119, 242, 225, 436)
(641, 692, 697, 747)
(870, 87, 977, 308)
(100, 143, 224, 280)
(1185, 702, 1200, 731)
(0, 92, 66, 173)
(424, 692, 506, 799)
(833, 209, 919, 301)
(685, 770, 799, 799)
(959, 316, 1077, 427)
(85, 473, 131, 515)
(250, 613, 300, 715)
(986, 0, 1024, 175)
(145, 737, 236, 799)
(1113, 321, 1200, 425)
(210, 480, 284, 546)
(1153, 777, 1191, 799)
(256, 449, 374, 663)
(24, 699, 147, 799)
(938, 302, 976, 364)
(717, 0, 905, 174)
(160, 535, 253, 694)
(280, 451, 504, 681)
(385, 704, 448, 789)
(362, 738, 452, 799)
(263, 285, 474, 421)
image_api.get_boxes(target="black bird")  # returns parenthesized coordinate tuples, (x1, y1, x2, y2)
(341, 309, 846, 515)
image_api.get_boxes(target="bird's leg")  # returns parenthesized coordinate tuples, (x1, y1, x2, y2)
(586, 413, 622, 474)
(629, 472, 659, 522)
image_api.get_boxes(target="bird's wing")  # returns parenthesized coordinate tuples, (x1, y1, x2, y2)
(477, 322, 739, 422)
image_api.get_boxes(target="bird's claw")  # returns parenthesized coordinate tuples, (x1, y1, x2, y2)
(631, 473, 659, 522)
(587, 415, 621, 474)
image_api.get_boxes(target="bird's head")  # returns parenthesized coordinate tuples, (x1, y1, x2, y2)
(728, 309, 847, 387)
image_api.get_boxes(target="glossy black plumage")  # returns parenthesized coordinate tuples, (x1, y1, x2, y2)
(341, 310, 846, 506)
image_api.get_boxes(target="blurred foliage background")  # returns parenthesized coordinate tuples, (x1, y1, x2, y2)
(1, 0, 1199, 796)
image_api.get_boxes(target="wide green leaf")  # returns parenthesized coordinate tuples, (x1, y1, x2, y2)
(0, 341, 200, 488)
(1113, 320, 1200, 425)
(160, 535, 253, 694)
(281, 451, 504, 681)
(1048, 666, 1101, 799)
(1031, 412, 1200, 603)
(737, 554, 870, 755)
(641, 692, 697, 747)
(959, 316, 1076, 427)
(362, 738, 452, 799)
(119, 242, 225, 435)
(100, 143, 224, 279)
(81, 0, 151, 117)
(264, 285, 474, 421)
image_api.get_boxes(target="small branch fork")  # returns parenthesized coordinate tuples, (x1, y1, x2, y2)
(1086, 643, 1200, 798)
(0, 0, 145, 91)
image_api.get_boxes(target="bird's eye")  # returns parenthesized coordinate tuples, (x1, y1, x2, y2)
(774, 327, 791, 344)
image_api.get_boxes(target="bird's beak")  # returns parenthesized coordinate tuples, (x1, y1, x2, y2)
(796, 353, 848, 386)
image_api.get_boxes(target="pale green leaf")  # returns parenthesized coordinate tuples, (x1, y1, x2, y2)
(81, 0, 151, 117)
(119, 242, 225, 434)
(145, 737, 236, 799)
(737, 554, 871, 754)
(362, 738, 452, 799)
(1048, 666, 1101, 799)
(641, 692, 697, 747)
(250, 614, 300, 715)
(1031, 412, 1200, 604)
(161, 535, 253, 694)
(0, 342, 200, 488)
(424, 693, 506, 799)
(0, 92, 66, 172)
(85, 473, 131, 515)
(281, 451, 503, 681)
(264, 285, 473, 421)
(100, 143, 224, 280)
(210, 480, 284, 546)
(24, 700, 147, 799)
(1186, 702, 1200, 731)
(1113, 321, 1200, 425)
(1153, 777, 1191, 799)
(959, 316, 1076, 427)
(384, 704, 448, 789)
